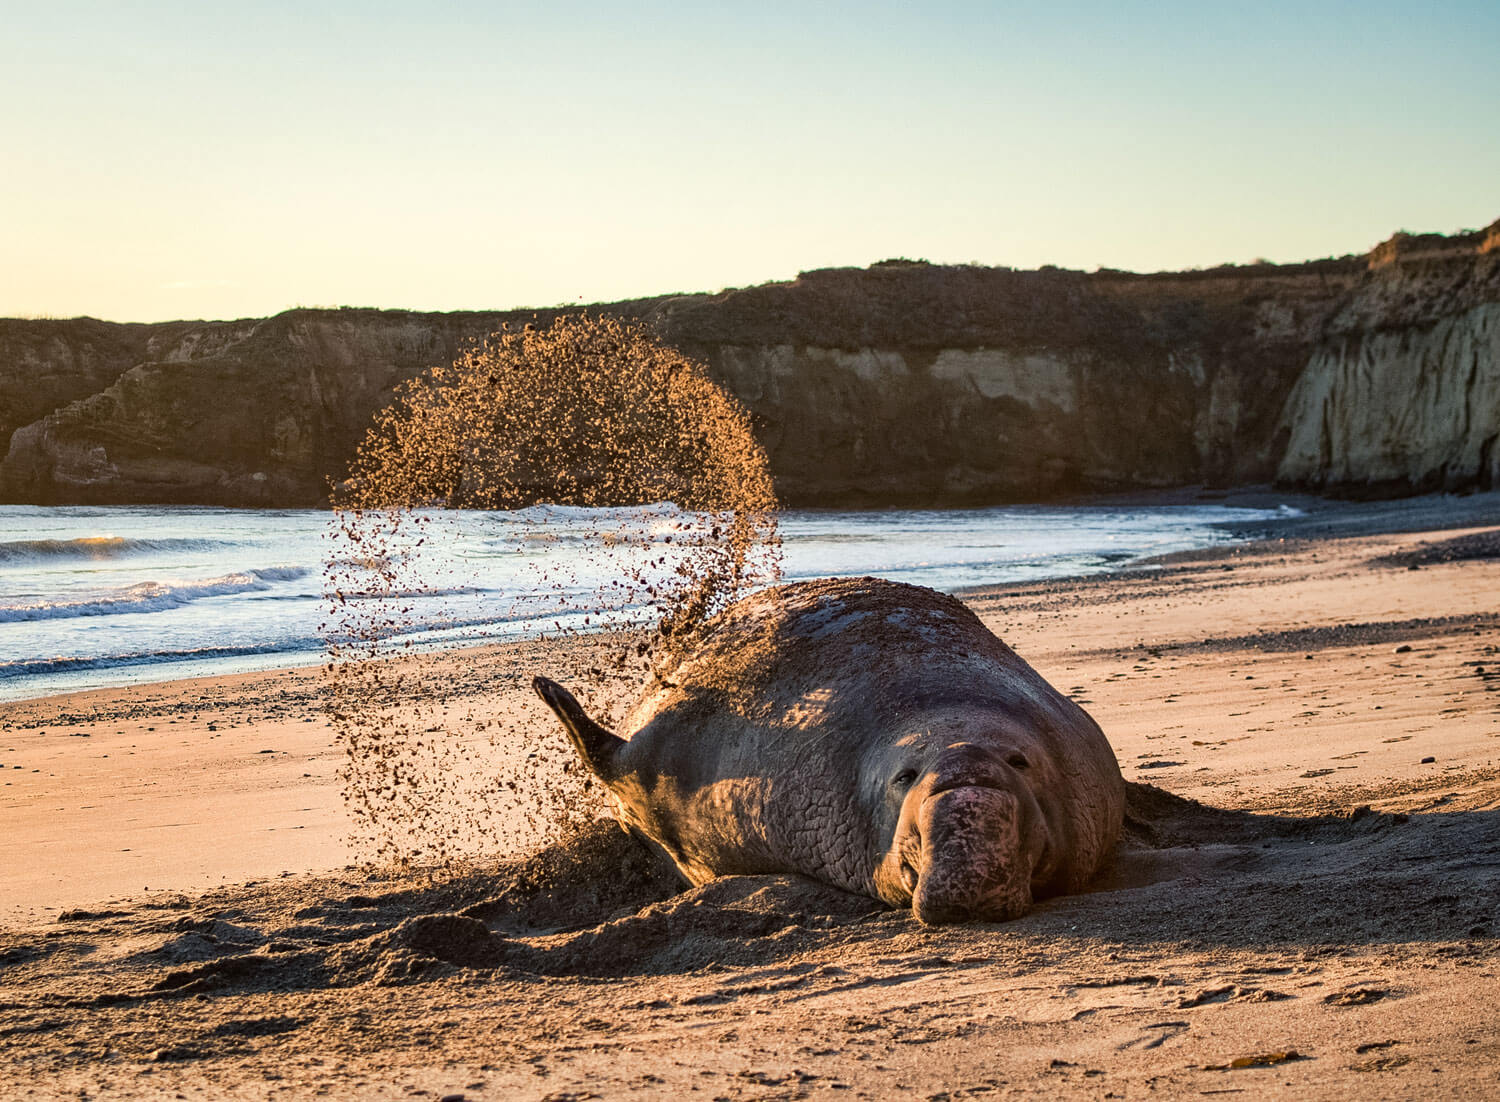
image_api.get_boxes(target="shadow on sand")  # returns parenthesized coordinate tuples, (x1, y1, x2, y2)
(6, 782, 1496, 1010)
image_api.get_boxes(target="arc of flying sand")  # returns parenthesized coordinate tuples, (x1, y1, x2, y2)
(321, 314, 781, 865)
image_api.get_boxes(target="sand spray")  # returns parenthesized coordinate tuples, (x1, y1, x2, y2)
(321, 315, 780, 865)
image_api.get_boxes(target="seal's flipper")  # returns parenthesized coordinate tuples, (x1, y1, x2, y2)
(532, 676, 626, 782)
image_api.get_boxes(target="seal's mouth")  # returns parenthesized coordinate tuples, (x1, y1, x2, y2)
(899, 859, 919, 894)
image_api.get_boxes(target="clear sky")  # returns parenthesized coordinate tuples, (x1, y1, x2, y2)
(3, 1, 1496, 323)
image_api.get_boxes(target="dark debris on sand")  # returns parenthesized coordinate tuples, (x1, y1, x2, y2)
(1371, 528, 1500, 569)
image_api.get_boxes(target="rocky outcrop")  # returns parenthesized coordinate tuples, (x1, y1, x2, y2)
(1273, 225, 1500, 497)
(0, 311, 532, 504)
(1277, 302, 1500, 495)
(1, 220, 1496, 507)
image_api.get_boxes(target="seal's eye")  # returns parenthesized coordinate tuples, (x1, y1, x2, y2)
(1006, 752, 1030, 770)
(892, 768, 919, 790)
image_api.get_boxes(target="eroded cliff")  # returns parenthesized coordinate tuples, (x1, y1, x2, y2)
(2, 221, 1495, 507)
(1276, 227, 1500, 496)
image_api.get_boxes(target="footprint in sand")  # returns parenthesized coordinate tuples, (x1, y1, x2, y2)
(1323, 987, 1394, 1007)
(1114, 1020, 1190, 1050)
(1176, 984, 1293, 1008)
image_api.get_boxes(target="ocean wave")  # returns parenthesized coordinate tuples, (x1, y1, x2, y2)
(0, 566, 311, 622)
(321, 601, 649, 650)
(2, 601, 637, 680)
(0, 640, 317, 680)
(0, 535, 228, 562)
(478, 501, 727, 537)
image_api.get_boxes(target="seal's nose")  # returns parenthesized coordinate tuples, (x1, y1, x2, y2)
(911, 786, 1031, 924)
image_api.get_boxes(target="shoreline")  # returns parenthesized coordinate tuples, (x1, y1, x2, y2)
(10, 489, 1499, 709)
(3, 495, 1498, 1098)
(1, 492, 1297, 708)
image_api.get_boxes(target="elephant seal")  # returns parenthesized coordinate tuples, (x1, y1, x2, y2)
(533, 577, 1124, 924)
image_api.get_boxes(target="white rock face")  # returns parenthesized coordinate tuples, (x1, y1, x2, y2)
(804, 346, 911, 383)
(717, 344, 1076, 409)
(1277, 302, 1500, 491)
(929, 349, 1077, 412)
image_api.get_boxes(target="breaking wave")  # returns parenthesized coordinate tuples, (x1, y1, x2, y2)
(0, 566, 310, 622)
(0, 536, 228, 562)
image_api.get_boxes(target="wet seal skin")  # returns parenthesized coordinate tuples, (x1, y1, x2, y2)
(536, 576, 1125, 924)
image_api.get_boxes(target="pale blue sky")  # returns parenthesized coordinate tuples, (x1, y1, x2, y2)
(3, 1, 1496, 322)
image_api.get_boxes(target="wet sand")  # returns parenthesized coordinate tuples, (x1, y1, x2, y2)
(3, 495, 1499, 1099)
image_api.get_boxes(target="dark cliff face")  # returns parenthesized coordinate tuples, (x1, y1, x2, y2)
(1, 222, 1496, 508)
(0, 310, 547, 505)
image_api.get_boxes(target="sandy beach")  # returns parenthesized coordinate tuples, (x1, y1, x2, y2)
(3, 493, 1499, 1100)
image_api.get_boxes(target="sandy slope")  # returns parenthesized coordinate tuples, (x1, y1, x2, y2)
(2, 499, 1498, 1099)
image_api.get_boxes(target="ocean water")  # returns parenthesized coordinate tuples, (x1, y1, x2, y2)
(0, 502, 1295, 701)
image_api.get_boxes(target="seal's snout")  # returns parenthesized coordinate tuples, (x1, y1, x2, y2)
(911, 785, 1033, 925)
(899, 858, 919, 894)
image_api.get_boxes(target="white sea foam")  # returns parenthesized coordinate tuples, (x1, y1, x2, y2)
(0, 566, 309, 622)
